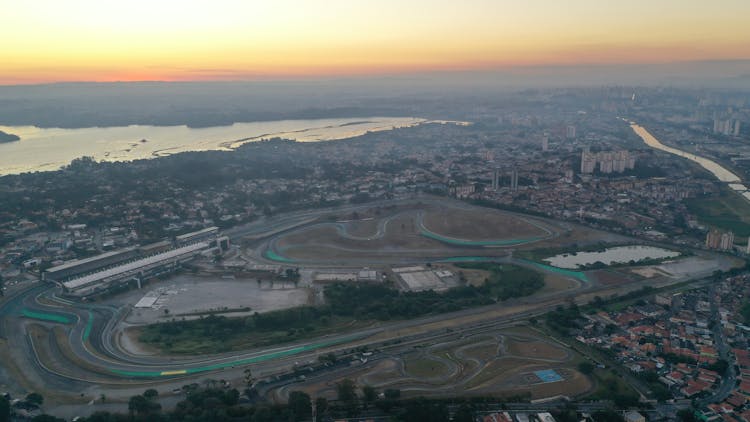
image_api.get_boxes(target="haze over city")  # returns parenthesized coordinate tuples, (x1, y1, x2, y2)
(2, 2, 750, 422)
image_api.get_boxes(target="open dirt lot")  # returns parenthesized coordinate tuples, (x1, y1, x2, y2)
(118, 275, 312, 325)
(423, 209, 547, 240)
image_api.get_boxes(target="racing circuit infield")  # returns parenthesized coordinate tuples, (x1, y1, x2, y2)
(261, 200, 564, 264)
(0, 197, 742, 414)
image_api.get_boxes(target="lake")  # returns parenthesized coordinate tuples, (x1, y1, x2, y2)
(0, 116, 448, 176)
(543, 245, 680, 269)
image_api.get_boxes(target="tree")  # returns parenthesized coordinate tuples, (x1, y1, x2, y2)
(362, 385, 377, 403)
(453, 403, 475, 422)
(288, 391, 312, 421)
(251, 406, 274, 422)
(740, 301, 750, 325)
(578, 361, 595, 375)
(315, 397, 328, 416)
(25, 392, 44, 406)
(30, 416, 66, 422)
(243, 368, 255, 387)
(128, 394, 160, 417)
(223, 388, 240, 406)
(705, 358, 729, 375)
(0, 396, 9, 422)
(337, 378, 359, 417)
(677, 408, 698, 422)
(336, 379, 357, 403)
(143, 389, 159, 400)
(591, 410, 625, 422)
(128, 395, 150, 415)
(398, 399, 449, 422)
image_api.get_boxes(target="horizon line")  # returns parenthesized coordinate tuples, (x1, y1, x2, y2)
(2, 58, 750, 87)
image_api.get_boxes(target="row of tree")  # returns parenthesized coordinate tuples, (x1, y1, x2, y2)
(142, 271, 546, 353)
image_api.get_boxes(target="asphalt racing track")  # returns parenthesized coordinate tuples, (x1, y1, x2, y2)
(0, 197, 739, 404)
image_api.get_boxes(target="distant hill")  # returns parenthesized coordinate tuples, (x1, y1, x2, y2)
(0, 130, 20, 143)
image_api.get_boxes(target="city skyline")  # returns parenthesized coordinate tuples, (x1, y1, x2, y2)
(2, 0, 750, 84)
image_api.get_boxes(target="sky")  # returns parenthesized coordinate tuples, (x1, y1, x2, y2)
(2, 0, 750, 84)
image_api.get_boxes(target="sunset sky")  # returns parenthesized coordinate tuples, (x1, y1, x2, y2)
(2, 0, 750, 84)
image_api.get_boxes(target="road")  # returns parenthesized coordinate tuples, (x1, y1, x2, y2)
(697, 284, 737, 407)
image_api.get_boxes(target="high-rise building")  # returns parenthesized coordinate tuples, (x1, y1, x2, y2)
(541, 133, 549, 152)
(580, 149, 597, 174)
(706, 230, 721, 249)
(491, 169, 500, 191)
(599, 152, 614, 173)
(706, 229, 735, 251)
(581, 149, 635, 174)
(714, 117, 742, 136)
(720, 231, 735, 251)
(510, 169, 518, 191)
(566, 125, 576, 139)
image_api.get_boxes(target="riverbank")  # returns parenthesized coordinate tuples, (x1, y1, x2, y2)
(630, 122, 750, 201)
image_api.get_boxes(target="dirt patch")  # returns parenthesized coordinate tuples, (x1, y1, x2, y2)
(464, 357, 537, 389)
(403, 354, 451, 378)
(443, 264, 490, 286)
(119, 325, 160, 356)
(277, 215, 442, 252)
(342, 219, 381, 238)
(505, 338, 568, 361)
(538, 274, 578, 294)
(423, 209, 547, 240)
(629, 266, 671, 278)
(590, 270, 633, 286)
(361, 359, 404, 385)
(460, 343, 499, 362)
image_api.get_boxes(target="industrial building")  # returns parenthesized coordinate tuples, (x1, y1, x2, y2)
(313, 269, 380, 283)
(393, 266, 456, 291)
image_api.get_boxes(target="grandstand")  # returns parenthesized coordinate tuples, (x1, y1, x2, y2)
(61, 242, 211, 297)
(43, 247, 140, 283)
(43, 227, 223, 299)
(175, 226, 219, 245)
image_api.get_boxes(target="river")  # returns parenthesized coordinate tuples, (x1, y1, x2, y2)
(630, 122, 750, 201)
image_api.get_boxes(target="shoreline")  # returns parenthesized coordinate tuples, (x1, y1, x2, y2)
(0, 117, 469, 177)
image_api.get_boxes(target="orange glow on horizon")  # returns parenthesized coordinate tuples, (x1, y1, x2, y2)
(1, 0, 749, 84)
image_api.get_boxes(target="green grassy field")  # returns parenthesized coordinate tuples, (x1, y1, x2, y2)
(137, 315, 371, 355)
(585, 368, 640, 406)
(685, 189, 750, 237)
